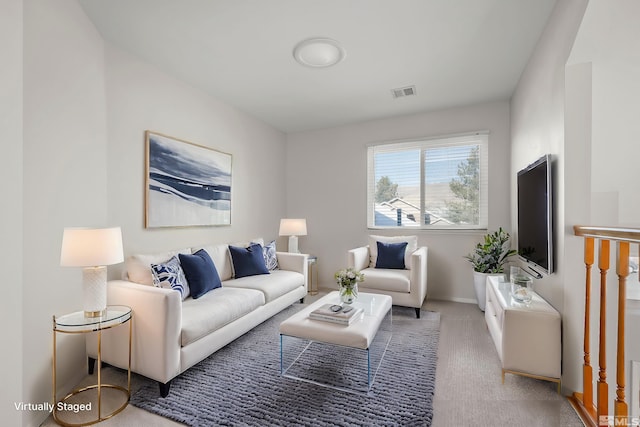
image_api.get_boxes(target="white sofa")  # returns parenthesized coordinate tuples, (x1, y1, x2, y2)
(348, 235, 428, 318)
(86, 240, 308, 397)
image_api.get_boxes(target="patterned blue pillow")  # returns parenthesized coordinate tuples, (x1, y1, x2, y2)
(261, 240, 279, 271)
(151, 256, 190, 300)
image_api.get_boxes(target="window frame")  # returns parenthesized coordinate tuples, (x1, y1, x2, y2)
(366, 131, 489, 230)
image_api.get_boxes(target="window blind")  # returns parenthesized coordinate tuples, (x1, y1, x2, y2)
(367, 132, 488, 229)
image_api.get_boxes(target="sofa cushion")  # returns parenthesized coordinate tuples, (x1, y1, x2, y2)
(229, 243, 270, 278)
(368, 235, 417, 270)
(150, 255, 190, 300)
(126, 248, 192, 285)
(179, 250, 222, 299)
(375, 241, 408, 269)
(181, 287, 265, 347)
(223, 270, 303, 303)
(360, 267, 411, 293)
(199, 244, 234, 282)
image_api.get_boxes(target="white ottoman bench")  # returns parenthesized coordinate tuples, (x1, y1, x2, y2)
(279, 291, 392, 394)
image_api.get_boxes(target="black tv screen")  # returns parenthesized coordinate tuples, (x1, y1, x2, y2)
(517, 154, 553, 275)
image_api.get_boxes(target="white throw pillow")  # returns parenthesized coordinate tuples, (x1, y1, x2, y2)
(368, 235, 418, 270)
(199, 243, 233, 282)
(198, 238, 265, 281)
(126, 248, 192, 285)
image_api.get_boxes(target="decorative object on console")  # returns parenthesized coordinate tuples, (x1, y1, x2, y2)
(145, 131, 232, 228)
(60, 227, 124, 317)
(464, 227, 517, 311)
(509, 266, 533, 305)
(279, 218, 307, 253)
(334, 267, 364, 304)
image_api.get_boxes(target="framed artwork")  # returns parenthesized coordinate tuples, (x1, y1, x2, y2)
(145, 131, 232, 228)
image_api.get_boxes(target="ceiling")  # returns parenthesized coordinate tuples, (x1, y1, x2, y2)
(79, 0, 557, 133)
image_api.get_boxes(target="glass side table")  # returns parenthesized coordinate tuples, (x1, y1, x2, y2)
(52, 305, 132, 427)
(307, 255, 318, 295)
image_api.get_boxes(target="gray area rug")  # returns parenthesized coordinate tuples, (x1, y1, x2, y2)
(130, 304, 440, 426)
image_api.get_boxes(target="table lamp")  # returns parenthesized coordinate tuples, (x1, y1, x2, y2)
(60, 227, 124, 317)
(279, 219, 307, 253)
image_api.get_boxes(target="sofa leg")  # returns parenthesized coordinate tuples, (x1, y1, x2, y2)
(299, 297, 305, 304)
(88, 357, 96, 375)
(159, 381, 172, 397)
(415, 308, 421, 319)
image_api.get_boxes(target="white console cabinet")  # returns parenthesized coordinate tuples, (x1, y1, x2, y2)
(485, 275, 561, 390)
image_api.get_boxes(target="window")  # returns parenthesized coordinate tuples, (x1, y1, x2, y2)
(367, 132, 488, 229)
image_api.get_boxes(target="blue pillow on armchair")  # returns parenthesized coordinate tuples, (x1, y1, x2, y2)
(375, 241, 408, 269)
(229, 243, 270, 278)
(178, 249, 222, 299)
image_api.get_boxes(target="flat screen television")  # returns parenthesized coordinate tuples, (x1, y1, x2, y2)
(517, 154, 553, 275)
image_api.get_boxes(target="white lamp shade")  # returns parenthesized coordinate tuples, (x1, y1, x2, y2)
(60, 227, 124, 267)
(279, 219, 307, 236)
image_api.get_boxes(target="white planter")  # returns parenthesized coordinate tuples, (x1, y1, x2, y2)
(473, 271, 505, 311)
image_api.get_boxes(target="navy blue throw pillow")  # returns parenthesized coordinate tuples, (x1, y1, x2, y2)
(178, 249, 222, 299)
(229, 243, 270, 278)
(375, 241, 408, 269)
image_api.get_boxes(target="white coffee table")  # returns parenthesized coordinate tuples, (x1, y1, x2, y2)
(279, 291, 392, 394)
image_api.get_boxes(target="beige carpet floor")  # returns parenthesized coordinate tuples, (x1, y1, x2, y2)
(41, 297, 583, 426)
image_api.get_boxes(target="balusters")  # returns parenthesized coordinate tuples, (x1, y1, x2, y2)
(597, 239, 610, 421)
(614, 242, 629, 419)
(583, 237, 594, 414)
(571, 226, 637, 427)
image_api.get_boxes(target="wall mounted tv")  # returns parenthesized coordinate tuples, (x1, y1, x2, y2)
(517, 154, 554, 276)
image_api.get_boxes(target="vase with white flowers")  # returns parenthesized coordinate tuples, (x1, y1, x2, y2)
(334, 267, 365, 304)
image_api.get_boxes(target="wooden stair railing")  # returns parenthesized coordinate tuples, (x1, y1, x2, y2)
(570, 226, 638, 427)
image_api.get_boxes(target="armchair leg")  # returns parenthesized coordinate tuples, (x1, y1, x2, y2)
(88, 357, 96, 375)
(415, 308, 421, 319)
(159, 380, 172, 397)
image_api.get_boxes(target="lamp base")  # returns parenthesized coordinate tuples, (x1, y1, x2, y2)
(288, 235, 300, 253)
(84, 309, 107, 318)
(83, 266, 107, 318)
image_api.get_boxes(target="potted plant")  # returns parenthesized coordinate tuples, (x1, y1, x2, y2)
(464, 227, 517, 311)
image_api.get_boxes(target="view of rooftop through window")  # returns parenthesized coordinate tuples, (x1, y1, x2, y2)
(368, 134, 487, 229)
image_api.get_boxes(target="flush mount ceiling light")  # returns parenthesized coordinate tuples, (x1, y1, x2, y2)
(293, 38, 346, 68)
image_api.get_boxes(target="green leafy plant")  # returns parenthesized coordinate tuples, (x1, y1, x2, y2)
(464, 227, 518, 273)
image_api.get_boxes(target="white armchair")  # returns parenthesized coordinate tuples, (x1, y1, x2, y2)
(348, 235, 428, 318)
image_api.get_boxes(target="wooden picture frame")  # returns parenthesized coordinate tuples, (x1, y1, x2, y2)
(145, 131, 232, 228)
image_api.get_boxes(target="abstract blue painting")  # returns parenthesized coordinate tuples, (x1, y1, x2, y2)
(145, 131, 232, 228)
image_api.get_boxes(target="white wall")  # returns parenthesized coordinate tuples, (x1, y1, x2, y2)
(1, 0, 23, 425)
(19, 3, 287, 427)
(104, 45, 287, 272)
(565, 0, 640, 406)
(286, 101, 511, 303)
(22, 0, 108, 425)
(569, 0, 640, 227)
(510, 0, 588, 393)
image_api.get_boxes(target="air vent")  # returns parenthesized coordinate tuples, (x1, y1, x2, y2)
(391, 85, 417, 99)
